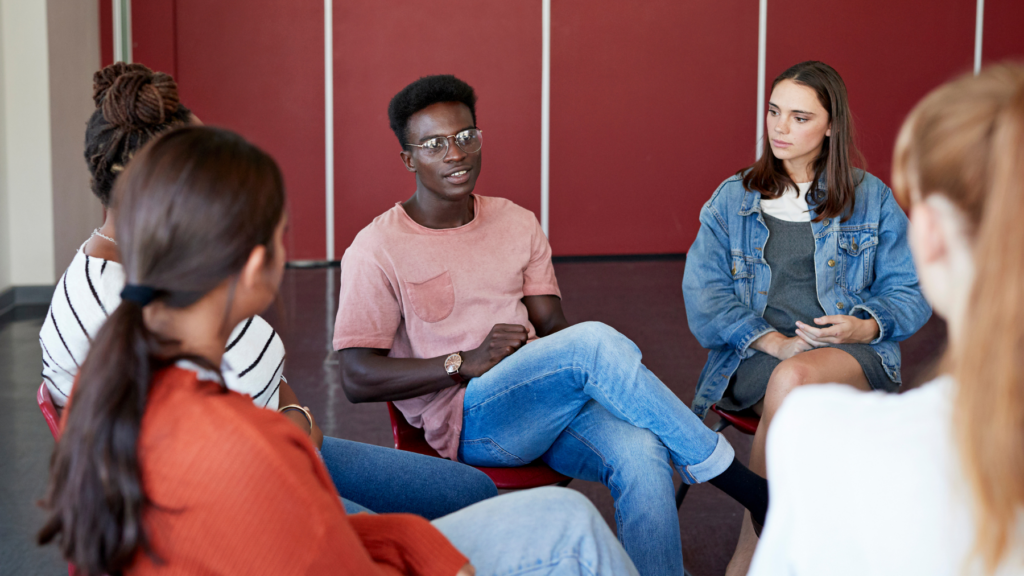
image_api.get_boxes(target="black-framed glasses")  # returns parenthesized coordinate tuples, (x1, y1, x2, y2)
(405, 129, 483, 159)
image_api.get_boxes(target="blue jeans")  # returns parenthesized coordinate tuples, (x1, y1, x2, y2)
(319, 436, 498, 519)
(459, 322, 735, 576)
(433, 487, 639, 576)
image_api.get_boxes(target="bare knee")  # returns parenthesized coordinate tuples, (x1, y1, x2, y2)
(764, 360, 813, 413)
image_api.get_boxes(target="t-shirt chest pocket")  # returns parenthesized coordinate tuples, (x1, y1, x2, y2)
(405, 270, 456, 323)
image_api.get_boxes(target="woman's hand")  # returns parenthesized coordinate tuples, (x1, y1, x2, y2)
(308, 410, 324, 450)
(751, 331, 814, 361)
(456, 563, 476, 576)
(795, 316, 880, 347)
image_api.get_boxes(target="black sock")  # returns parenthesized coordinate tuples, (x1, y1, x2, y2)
(707, 457, 769, 526)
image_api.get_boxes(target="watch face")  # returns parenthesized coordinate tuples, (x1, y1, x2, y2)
(444, 353, 462, 374)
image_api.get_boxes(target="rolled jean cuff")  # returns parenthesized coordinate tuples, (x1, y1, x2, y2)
(681, 432, 735, 484)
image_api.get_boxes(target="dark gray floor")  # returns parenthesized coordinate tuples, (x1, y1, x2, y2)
(0, 316, 66, 575)
(0, 261, 947, 576)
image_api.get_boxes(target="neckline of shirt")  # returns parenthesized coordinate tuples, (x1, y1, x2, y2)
(78, 240, 120, 266)
(759, 182, 813, 222)
(395, 194, 483, 235)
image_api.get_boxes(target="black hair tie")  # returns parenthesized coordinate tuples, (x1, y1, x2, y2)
(121, 284, 158, 306)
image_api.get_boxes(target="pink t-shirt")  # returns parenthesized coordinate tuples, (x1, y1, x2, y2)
(333, 195, 561, 460)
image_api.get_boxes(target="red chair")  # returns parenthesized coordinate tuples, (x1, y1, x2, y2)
(709, 403, 760, 435)
(37, 382, 62, 440)
(386, 402, 571, 490)
(38, 383, 92, 576)
(674, 403, 761, 508)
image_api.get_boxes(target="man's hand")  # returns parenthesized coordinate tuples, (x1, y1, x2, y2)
(795, 316, 880, 347)
(752, 331, 814, 361)
(460, 324, 529, 379)
(456, 563, 476, 576)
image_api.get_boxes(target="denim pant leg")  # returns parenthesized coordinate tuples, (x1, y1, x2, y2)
(461, 322, 733, 483)
(432, 487, 639, 576)
(341, 497, 373, 515)
(542, 400, 682, 576)
(319, 436, 498, 520)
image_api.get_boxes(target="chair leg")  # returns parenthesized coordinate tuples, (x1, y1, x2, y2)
(675, 482, 689, 509)
(712, 419, 731, 433)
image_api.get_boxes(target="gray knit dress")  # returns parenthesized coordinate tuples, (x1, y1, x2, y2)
(716, 213, 896, 412)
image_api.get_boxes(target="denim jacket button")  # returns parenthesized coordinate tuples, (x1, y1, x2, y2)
(823, 219, 830, 226)
(827, 259, 836, 267)
(836, 302, 845, 309)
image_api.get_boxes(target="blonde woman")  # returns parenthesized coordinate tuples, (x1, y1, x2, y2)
(750, 64, 1024, 575)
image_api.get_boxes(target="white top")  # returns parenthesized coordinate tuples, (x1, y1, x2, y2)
(750, 377, 1024, 576)
(759, 182, 813, 222)
(39, 244, 285, 409)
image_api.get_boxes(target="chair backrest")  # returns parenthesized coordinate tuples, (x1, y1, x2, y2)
(37, 382, 62, 440)
(386, 401, 442, 458)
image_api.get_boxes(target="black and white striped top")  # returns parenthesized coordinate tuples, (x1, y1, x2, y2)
(39, 244, 285, 409)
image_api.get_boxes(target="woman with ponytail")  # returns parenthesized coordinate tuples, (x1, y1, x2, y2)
(39, 61, 498, 520)
(750, 64, 1024, 575)
(38, 126, 637, 576)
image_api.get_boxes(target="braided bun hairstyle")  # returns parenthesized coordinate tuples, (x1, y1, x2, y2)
(85, 62, 192, 206)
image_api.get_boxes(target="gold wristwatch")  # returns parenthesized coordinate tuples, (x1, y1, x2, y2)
(444, 352, 466, 384)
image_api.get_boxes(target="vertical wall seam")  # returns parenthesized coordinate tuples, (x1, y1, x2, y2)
(974, 0, 984, 74)
(755, 0, 767, 159)
(112, 0, 132, 63)
(541, 0, 551, 237)
(112, 0, 122, 62)
(324, 0, 335, 260)
(124, 0, 132, 63)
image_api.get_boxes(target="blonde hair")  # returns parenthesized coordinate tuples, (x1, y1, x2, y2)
(893, 63, 1024, 573)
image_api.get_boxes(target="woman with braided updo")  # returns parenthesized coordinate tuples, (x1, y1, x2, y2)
(39, 62, 498, 519)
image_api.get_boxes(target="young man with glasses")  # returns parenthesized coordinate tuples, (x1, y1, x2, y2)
(333, 74, 768, 576)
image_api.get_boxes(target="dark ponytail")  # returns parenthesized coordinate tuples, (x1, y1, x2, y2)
(38, 301, 162, 573)
(39, 126, 285, 575)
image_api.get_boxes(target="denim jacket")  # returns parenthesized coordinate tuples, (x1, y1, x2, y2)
(682, 171, 931, 419)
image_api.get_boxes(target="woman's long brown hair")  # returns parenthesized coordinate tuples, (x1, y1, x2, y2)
(892, 63, 1024, 573)
(742, 61, 865, 222)
(38, 126, 285, 575)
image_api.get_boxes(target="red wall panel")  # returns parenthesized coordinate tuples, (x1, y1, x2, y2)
(99, 0, 112, 67)
(144, 0, 326, 260)
(767, 0, 975, 187)
(984, 0, 1024, 64)
(549, 0, 759, 256)
(332, 1, 542, 256)
(131, 0, 176, 78)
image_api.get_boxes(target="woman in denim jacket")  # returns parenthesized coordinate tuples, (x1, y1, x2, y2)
(683, 61, 931, 575)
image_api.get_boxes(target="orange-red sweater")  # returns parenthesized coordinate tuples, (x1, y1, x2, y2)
(124, 366, 467, 575)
